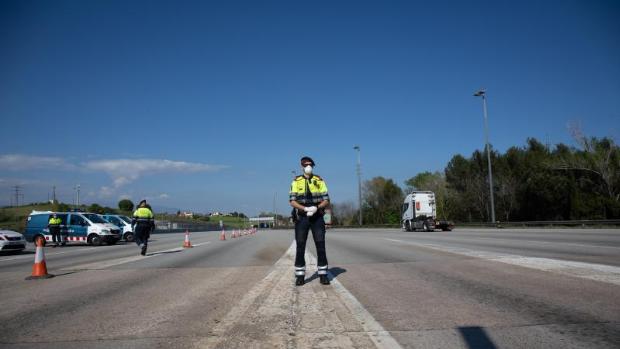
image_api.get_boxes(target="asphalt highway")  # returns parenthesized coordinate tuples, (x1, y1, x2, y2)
(1, 227, 618, 348)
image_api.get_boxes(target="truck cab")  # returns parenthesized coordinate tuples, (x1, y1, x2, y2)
(402, 191, 453, 232)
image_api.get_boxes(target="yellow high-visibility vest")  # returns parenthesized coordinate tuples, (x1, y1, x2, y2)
(133, 207, 154, 219)
(289, 175, 329, 205)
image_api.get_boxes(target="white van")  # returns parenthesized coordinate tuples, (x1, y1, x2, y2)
(102, 214, 134, 242)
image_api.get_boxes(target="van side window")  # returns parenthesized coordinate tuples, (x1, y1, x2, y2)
(70, 215, 86, 226)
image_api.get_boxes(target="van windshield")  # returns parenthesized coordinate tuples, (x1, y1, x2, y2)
(106, 216, 121, 225)
(119, 216, 131, 223)
(83, 214, 108, 224)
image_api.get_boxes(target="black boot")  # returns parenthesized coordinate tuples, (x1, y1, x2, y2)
(320, 275, 330, 285)
(295, 276, 305, 286)
(141, 245, 147, 256)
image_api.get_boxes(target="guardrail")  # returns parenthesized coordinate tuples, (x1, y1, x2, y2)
(153, 221, 258, 233)
(275, 219, 620, 229)
(154, 221, 220, 233)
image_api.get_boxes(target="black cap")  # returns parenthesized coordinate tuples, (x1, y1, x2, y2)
(139, 200, 147, 207)
(300, 156, 315, 166)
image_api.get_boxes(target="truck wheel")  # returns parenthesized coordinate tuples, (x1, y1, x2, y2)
(124, 232, 134, 242)
(405, 220, 412, 232)
(88, 234, 102, 246)
(423, 222, 429, 232)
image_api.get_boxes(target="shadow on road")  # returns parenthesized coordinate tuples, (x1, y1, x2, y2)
(305, 266, 347, 284)
(458, 326, 498, 349)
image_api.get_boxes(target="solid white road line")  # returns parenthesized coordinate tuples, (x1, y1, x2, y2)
(447, 236, 620, 250)
(386, 238, 620, 286)
(306, 248, 403, 349)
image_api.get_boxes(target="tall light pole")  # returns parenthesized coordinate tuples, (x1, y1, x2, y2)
(273, 192, 277, 228)
(74, 184, 81, 209)
(353, 146, 362, 225)
(473, 89, 496, 223)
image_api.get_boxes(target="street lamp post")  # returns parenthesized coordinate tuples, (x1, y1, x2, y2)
(74, 184, 81, 209)
(473, 89, 496, 223)
(273, 192, 277, 228)
(353, 146, 362, 226)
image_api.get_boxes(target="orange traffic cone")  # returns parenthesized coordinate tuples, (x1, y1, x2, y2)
(26, 238, 54, 280)
(220, 229, 226, 241)
(183, 230, 193, 248)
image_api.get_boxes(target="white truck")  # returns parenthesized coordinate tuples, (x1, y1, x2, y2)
(402, 191, 454, 232)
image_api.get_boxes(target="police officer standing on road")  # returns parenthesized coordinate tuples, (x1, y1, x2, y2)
(132, 200, 154, 256)
(48, 213, 62, 248)
(289, 156, 330, 286)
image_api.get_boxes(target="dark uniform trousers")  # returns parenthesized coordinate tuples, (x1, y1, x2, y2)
(295, 214, 328, 270)
(50, 226, 62, 244)
(134, 223, 151, 247)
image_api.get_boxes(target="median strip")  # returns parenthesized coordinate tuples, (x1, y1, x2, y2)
(200, 241, 402, 349)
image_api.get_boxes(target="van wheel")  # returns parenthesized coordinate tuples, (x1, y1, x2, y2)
(88, 235, 102, 246)
(34, 235, 46, 247)
(124, 233, 134, 242)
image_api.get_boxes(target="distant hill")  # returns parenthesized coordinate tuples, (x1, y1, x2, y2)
(0, 203, 56, 232)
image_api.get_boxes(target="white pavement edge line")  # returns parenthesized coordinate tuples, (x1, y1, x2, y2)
(456, 236, 620, 250)
(386, 238, 620, 286)
(62, 242, 211, 270)
(306, 250, 403, 349)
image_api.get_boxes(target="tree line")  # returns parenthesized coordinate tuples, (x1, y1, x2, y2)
(332, 135, 620, 225)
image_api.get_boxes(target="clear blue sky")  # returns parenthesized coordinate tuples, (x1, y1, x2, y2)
(1, 0, 618, 215)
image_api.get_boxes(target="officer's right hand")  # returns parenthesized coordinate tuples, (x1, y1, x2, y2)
(304, 206, 318, 213)
(304, 206, 318, 216)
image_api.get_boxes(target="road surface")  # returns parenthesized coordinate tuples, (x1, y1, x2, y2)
(1, 227, 619, 348)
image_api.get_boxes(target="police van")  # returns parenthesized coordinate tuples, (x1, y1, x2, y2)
(25, 211, 122, 246)
(101, 214, 134, 242)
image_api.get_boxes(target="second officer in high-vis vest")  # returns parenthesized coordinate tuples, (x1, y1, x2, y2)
(289, 156, 330, 286)
(132, 200, 154, 256)
(48, 213, 63, 247)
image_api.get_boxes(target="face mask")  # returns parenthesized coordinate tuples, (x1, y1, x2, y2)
(304, 165, 313, 175)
